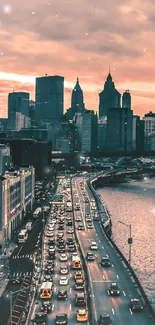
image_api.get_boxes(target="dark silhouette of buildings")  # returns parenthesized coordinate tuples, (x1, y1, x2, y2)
(107, 107, 133, 152)
(122, 90, 131, 109)
(35, 75, 64, 123)
(66, 77, 85, 119)
(99, 72, 121, 118)
(7, 92, 30, 130)
(0, 137, 52, 180)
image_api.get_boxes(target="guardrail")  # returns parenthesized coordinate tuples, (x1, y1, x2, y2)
(88, 173, 155, 322)
(71, 179, 96, 325)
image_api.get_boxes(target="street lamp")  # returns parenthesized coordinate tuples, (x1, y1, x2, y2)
(118, 221, 132, 265)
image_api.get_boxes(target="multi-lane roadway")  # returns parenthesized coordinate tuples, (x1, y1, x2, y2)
(72, 176, 155, 325)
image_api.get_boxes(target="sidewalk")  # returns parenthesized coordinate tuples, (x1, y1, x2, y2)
(0, 241, 17, 298)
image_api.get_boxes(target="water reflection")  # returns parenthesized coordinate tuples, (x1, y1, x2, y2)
(97, 177, 155, 309)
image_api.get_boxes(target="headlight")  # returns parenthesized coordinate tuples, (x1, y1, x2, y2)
(117, 291, 120, 294)
(111, 291, 113, 294)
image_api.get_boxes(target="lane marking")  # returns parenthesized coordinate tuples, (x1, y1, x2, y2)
(129, 308, 133, 315)
(116, 275, 119, 279)
(123, 291, 126, 296)
(112, 308, 115, 315)
(52, 304, 54, 311)
(112, 264, 114, 267)
(102, 246, 104, 249)
(70, 304, 72, 310)
(70, 288, 72, 293)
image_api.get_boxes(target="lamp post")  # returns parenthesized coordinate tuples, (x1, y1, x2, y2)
(118, 221, 132, 265)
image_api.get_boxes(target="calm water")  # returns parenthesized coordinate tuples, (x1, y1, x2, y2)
(97, 177, 155, 309)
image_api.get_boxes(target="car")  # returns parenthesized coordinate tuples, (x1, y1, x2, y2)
(57, 290, 68, 300)
(129, 298, 144, 312)
(45, 266, 54, 274)
(68, 245, 76, 252)
(43, 275, 53, 282)
(74, 271, 83, 280)
(59, 276, 68, 285)
(75, 278, 85, 290)
(87, 223, 93, 229)
(40, 301, 52, 313)
(101, 257, 111, 267)
(60, 266, 69, 275)
(90, 242, 98, 250)
(67, 228, 74, 234)
(57, 232, 64, 238)
(48, 247, 55, 254)
(98, 314, 112, 325)
(67, 221, 72, 226)
(58, 247, 66, 253)
(75, 292, 86, 306)
(108, 283, 120, 296)
(11, 275, 22, 284)
(71, 252, 79, 259)
(76, 216, 82, 222)
(86, 252, 95, 261)
(60, 254, 67, 262)
(77, 225, 85, 230)
(76, 309, 88, 322)
(55, 313, 67, 325)
(33, 312, 47, 325)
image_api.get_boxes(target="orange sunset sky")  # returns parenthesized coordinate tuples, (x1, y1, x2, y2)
(0, 0, 155, 118)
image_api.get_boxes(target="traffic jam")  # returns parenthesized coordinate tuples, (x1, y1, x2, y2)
(31, 177, 89, 325)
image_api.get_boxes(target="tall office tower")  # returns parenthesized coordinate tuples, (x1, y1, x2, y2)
(7, 92, 30, 130)
(35, 75, 64, 123)
(143, 111, 155, 137)
(107, 107, 133, 152)
(122, 90, 131, 109)
(75, 110, 97, 153)
(132, 115, 144, 152)
(99, 72, 121, 118)
(66, 77, 85, 120)
(98, 117, 107, 152)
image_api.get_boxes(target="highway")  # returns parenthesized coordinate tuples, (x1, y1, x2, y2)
(72, 176, 155, 325)
(30, 179, 89, 325)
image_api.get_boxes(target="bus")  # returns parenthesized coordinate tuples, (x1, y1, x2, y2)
(72, 256, 82, 269)
(40, 282, 52, 299)
(25, 222, 32, 231)
(33, 207, 41, 219)
(18, 229, 28, 243)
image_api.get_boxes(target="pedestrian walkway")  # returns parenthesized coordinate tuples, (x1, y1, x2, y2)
(0, 277, 9, 297)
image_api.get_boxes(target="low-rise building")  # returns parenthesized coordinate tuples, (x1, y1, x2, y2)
(0, 166, 35, 246)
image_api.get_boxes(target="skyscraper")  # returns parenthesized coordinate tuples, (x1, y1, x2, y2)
(99, 72, 121, 118)
(7, 92, 30, 130)
(35, 75, 64, 123)
(107, 107, 133, 152)
(75, 110, 97, 153)
(66, 77, 85, 119)
(122, 90, 131, 109)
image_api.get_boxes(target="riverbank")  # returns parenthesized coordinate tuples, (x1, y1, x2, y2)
(95, 177, 155, 312)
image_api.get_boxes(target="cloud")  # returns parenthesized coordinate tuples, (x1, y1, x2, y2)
(0, 0, 155, 117)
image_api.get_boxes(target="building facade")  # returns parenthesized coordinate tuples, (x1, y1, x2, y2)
(0, 166, 35, 246)
(143, 111, 155, 137)
(107, 107, 133, 152)
(122, 90, 131, 109)
(97, 117, 107, 152)
(99, 72, 121, 118)
(0, 145, 12, 175)
(66, 78, 85, 119)
(35, 75, 64, 123)
(7, 92, 30, 130)
(75, 110, 98, 153)
(132, 115, 145, 152)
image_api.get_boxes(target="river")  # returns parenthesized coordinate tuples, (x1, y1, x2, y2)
(97, 176, 155, 309)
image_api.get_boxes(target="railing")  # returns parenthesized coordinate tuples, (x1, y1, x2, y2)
(88, 172, 155, 322)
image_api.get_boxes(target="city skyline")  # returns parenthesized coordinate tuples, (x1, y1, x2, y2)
(0, 0, 155, 117)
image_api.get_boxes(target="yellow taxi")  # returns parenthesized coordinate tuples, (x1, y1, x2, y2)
(74, 271, 84, 281)
(76, 309, 88, 322)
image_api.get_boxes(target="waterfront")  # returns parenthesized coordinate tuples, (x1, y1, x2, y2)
(97, 176, 155, 309)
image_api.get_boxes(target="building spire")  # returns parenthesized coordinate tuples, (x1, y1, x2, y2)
(77, 76, 79, 83)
